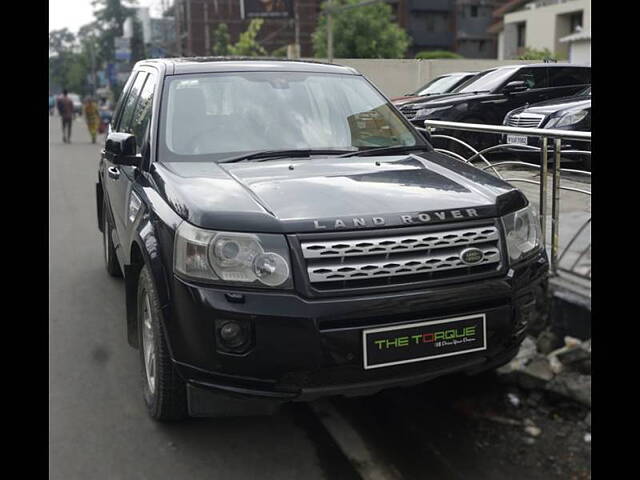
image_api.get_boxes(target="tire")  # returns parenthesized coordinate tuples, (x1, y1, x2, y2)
(137, 265, 188, 421)
(103, 199, 122, 277)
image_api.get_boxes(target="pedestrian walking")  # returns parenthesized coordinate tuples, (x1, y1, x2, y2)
(57, 89, 74, 143)
(84, 96, 100, 144)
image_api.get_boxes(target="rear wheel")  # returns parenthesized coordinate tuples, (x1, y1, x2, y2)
(103, 200, 122, 277)
(137, 265, 188, 421)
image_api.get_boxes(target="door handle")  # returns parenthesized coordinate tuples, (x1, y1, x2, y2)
(107, 166, 120, 180)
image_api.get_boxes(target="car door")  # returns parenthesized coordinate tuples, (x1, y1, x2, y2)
(118, 70, 158, 254)
(497, 67, 550, 119)
(102, 71, 148, 259)
(547, 67, 591, 99)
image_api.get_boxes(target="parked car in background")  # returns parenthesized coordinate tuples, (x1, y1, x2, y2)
(397, 64, 591, 153)
(391, 71, 478, 107)
(68, 93, 83, 116)
(502, 86, 591, 169)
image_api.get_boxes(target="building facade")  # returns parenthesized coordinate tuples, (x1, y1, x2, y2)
(491, 0, 590, 61)
(174, 0, 322, 57)
(396, 0, 508, 59)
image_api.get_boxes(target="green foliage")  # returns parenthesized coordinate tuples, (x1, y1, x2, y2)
(270, 45, 289, 58)
(415, 50, 462, 60)
(518, 47, 559, 61)
(211, 23, 231, 56)
(312, 0, 410, 59)
(229, 19, 267, 57)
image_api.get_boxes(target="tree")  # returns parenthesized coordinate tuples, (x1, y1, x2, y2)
(229, 19, 267, 57)
(312, 0, 410, 59)
(49, 28, 76, 56)
(91, 0, 136, 62)
(211, 23, 231, 56)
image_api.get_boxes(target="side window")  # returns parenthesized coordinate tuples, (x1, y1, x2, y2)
(111, 72, 137, 129)
(548, 67, 590, 87)
(510, 68, 547, 89)
(116, 72, 148, 132)
(128, 72, 157, 149)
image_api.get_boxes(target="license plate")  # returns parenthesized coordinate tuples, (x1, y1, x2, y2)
(362, 314, 486, 370)
(507, 135, 528, 145)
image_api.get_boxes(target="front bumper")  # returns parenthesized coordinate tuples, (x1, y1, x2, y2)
(162, 250, 548, 408)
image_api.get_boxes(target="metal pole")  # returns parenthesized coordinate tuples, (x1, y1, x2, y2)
(539, 137, 548, 249)
(551, 138, 562, 274)
(327, 0, 334, 63)
(295, 0, 300, 57)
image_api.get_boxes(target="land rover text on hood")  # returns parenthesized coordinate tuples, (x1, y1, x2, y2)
(97, 58, 548, 421)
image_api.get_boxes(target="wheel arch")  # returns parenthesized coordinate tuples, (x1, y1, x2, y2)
(125, 221, 173, 349)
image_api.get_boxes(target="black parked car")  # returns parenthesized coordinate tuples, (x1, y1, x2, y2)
(502, 87, 591, 169)
(391, 71, 478, 106)
(398, 63, 591, 152)
(97, 58, 548, 420)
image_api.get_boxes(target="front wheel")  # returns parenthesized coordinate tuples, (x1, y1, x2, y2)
(137, 265, 188, 421)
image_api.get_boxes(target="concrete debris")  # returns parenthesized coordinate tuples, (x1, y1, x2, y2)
(548, 355, 564, 375)
(507, 393, 521, 408)
(497, 332, 591, 409)
(478, 414, 523, 427)
(524, 425, 542, 437)
(522, 437, 536, 446)
(545, 371, 591, 407)
(584, 433, 591, 443)
(536, 330, 563, 354)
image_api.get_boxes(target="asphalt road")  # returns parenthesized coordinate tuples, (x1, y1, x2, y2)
(49, 116, 353, 480)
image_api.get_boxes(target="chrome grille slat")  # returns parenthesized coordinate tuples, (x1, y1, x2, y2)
(300, 224, 503, 287)
(506, 113, 545, 128)
(301, 226, 499, 259)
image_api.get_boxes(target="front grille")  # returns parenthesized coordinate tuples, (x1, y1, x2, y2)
(399, 106, 418, 120)
(506, 113, 545, 128)
(300, 224, 502, 290)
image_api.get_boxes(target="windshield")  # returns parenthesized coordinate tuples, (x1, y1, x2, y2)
(414, 73, 472, 96)
(160, 71, 421, 161)
(452, 67, 519, 94)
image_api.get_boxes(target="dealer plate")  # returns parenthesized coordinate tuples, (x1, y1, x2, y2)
(362, 314, 486, 370)
(507, 135, 528, 146)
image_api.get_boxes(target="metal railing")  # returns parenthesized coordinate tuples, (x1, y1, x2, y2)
(419, 120, 591, 282)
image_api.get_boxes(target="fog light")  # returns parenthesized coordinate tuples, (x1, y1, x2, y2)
(218, 321, 248, 349)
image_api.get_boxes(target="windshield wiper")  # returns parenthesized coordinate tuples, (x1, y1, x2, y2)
(337, 145, 431, 158)
(217, 149, 357, 164)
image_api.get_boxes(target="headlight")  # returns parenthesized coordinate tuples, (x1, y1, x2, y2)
(501, 206, 542, 263)
(173, 222, 292, 288)
(546, 110, 588, 128)
(415, 105, 451, 118)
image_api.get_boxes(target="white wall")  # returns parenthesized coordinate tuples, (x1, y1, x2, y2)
(568, 40, 591, 65)
(322, 59, 540, 98)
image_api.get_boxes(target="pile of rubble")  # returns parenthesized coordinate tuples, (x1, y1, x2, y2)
(496, 332, 591, 409)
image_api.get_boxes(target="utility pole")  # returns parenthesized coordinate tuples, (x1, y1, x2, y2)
(327, 0, 334, 63)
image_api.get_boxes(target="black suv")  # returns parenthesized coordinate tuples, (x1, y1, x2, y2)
(97, 58, 548, 420)
(398, 63, 590, 150)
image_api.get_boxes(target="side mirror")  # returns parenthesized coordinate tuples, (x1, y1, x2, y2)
(105, 132, 139, 166)
(503, 80, 528, 94)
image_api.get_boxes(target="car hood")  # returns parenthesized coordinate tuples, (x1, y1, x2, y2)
(392, 92, 453, 106)
(151, 152, 523, 233)
(510, 96, 591, 117)
(398, 91, 494, 109)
